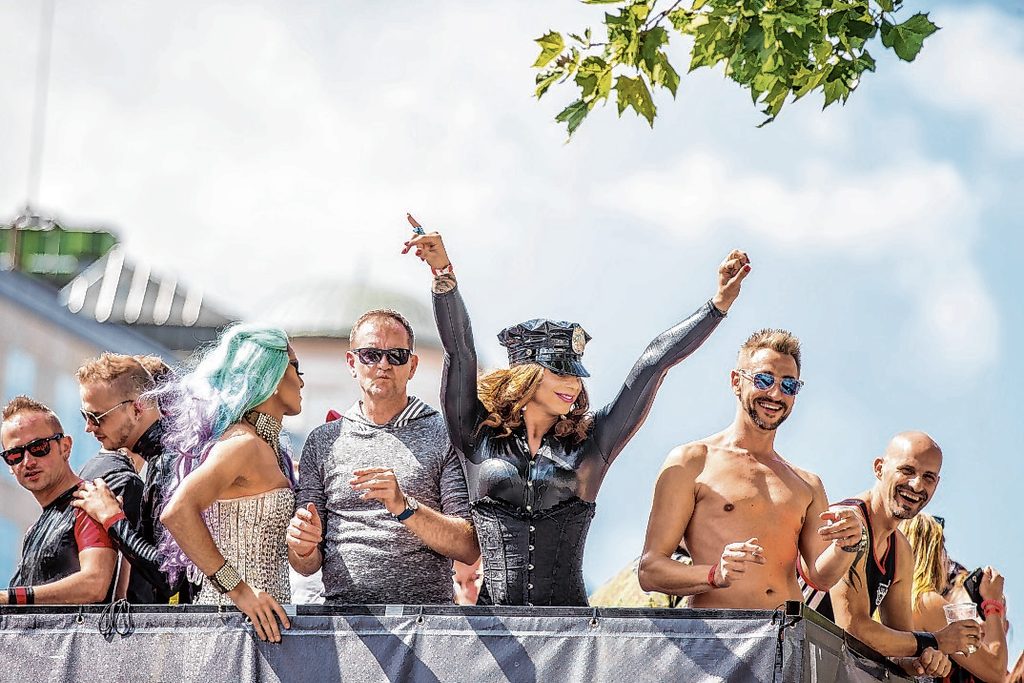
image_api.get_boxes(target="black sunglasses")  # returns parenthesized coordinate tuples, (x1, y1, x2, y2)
(736, 369, 804, 396)
(2, 433, 64, 466)
(289, 359, 304, 377)
(80, 399, 133, 428)
(352, 348, 412, 366)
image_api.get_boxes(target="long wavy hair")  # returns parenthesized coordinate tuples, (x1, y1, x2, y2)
(899, 513, 948, 611)
(154, 323, 295, 581)
(477, 364, 593, 444)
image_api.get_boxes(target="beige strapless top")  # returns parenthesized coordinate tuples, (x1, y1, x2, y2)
(195, 487, 295, 605)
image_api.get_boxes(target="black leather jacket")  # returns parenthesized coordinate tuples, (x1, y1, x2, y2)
(10, 484, 115, 603)
(104, 421, 194, 603)
(433, 286, 725, 605)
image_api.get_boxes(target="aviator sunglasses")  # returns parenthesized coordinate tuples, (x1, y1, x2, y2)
(735, 369, 804, 396)
(80, 399, 134, 428)
(1, 433, 64, 466)
(352, 348, 412, 366)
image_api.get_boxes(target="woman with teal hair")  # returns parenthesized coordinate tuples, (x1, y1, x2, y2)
(158, 323, 304, 643)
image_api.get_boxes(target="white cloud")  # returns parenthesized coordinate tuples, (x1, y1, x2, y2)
(603, 151, 999, 374)
(902, 5, 1024, 153)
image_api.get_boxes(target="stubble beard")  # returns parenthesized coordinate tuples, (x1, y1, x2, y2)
(744, 396, 790, 431)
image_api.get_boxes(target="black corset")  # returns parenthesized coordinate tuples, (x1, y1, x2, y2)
(472, 497, 596, 606)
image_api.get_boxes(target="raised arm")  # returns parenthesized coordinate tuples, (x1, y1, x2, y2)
(593, 250, 750, 462)
(404, 225, 485, 457)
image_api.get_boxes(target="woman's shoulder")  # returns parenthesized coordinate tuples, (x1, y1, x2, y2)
(210, 424, 267, 458)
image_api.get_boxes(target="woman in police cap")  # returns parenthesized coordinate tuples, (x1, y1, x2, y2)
(403, 220, 750, 606)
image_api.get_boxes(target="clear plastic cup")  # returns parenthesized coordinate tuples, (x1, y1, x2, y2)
(943, 602, 980, 655)
(943, 602, 978, 623)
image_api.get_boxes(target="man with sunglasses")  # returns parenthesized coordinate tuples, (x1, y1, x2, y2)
(0, 396, 117, 605)
(639, 329, 866, 612)
(71, 353, 196, 604)
(802, 432, 982, 678)
(288, 309, 479, 604)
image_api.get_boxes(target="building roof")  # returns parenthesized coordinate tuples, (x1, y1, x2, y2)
(259, 279, 440, 347)
(0, 267, 176, 357)
(58, 245, 234, 329)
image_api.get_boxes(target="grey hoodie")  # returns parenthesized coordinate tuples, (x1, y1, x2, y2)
(296, 396, 471, 604)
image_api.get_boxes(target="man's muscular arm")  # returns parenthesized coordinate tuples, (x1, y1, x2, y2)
(831, 531, 979, 658)
(639, 443, 764, 595)
(796, 472, 863, 590)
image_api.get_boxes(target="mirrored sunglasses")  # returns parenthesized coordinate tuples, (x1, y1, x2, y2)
(736, 370, 804, 396)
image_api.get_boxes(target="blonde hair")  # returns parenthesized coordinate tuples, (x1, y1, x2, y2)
(76, 353, 156, 397)
(739, 328, 802, 372)
(899, 513, 948, 611)
(477, 364, 592, 444)
(1, 396, 62, 434)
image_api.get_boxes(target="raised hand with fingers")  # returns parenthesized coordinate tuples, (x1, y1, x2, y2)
(818, 504, 867, 550)
(229, 582, 291, 644)
(287, 503, 323, 559)
(402, 214, 451, 272)
(712, 538, 766, 588)
(350, 467, 405, 516)
(712, 249, 751, 314)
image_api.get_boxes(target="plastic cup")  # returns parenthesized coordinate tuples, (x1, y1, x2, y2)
(943, 603, 980, 656)
(943, 602, 978, 623)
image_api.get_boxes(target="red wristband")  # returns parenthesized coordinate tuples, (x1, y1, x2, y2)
(102, 511, 127, 532)
(981, 599, 1005, 616)
(708, 563, 720, 588)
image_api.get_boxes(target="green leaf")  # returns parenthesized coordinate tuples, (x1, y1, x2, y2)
(555, 99, 591, 136)
(532, 31, 565, 68)
(535, 69, 564, 99)
(875, 0, 895, 11)
(615, 75, 656, 126)
(880, 12, 939, 61)
(640, 26, 670, 71)
(822, 78, 849, 107)
(575, 56, 612, 101)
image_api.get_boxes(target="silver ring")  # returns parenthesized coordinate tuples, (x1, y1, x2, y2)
(966, 644, 978, 656)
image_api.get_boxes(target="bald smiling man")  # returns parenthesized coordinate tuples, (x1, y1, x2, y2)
(802, 432, 982, 678)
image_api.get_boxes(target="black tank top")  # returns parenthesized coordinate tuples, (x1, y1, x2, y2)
(801, 498, 897, 621)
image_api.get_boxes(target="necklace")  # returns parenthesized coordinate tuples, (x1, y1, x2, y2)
(242, 410, 289, 480)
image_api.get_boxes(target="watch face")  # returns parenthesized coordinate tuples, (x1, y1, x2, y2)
(406, 495, 419, 510)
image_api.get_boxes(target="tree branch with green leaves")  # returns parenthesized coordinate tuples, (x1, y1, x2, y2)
(533, 0, 939, 136)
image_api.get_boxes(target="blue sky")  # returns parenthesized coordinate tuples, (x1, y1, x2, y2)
(0, 0, 1020, 649)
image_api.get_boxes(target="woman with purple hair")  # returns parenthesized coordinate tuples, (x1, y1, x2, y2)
(158, 323, 304, 643)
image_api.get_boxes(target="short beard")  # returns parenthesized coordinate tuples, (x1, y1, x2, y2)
(745, 397, 789, 431)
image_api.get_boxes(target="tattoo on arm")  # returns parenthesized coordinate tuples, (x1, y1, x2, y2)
(432, 273, 457, 294)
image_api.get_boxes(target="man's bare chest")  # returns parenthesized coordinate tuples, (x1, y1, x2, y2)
(694, 458, 810, 519)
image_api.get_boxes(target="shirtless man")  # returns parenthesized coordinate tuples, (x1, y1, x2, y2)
(639, 329, 865, 609)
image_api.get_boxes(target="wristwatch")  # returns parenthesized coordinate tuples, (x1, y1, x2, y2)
(208, 561, 242, 594)
(394, 495, 419, 522)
